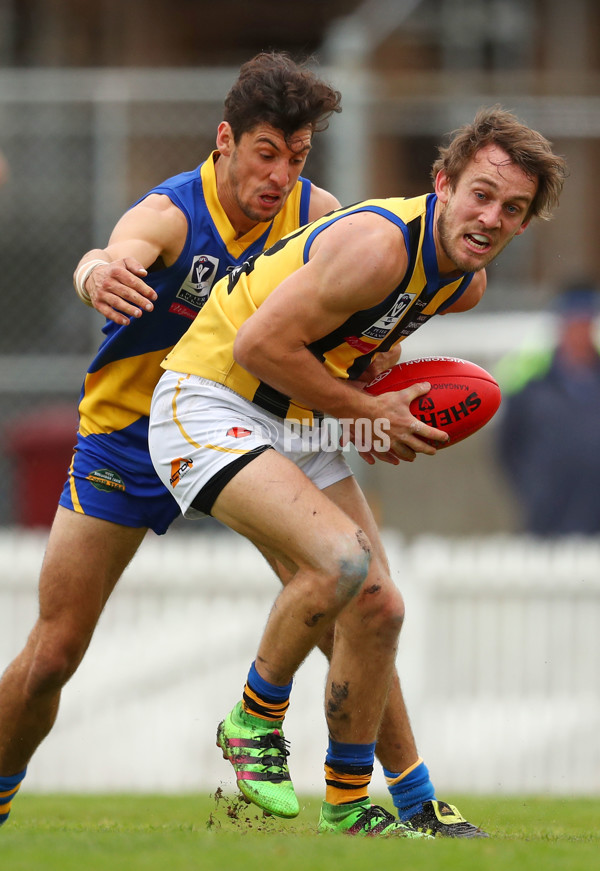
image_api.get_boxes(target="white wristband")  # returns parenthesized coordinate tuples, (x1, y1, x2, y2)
(74, 258, 108, 306)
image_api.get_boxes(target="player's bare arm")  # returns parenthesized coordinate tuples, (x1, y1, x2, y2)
(307, 184, 340, 221)
(234, 212, 449, 461)
(442, 269, 487, 313)
(356, 345, 403, 384)
(73, 194, 188, 326)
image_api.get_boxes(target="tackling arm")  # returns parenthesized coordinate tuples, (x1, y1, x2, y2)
(73, 194, 187, 326)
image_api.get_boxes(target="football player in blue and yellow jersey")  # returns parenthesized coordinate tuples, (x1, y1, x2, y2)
(149, 106, 566, 837)
(0, 50, 346, 826)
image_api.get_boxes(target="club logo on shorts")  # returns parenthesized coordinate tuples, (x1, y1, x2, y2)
(87, 468, 126, 493)
(170, 457, 193, 488)
(226, 426, 252, 438)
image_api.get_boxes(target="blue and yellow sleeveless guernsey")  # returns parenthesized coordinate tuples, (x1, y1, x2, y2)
(59, 152, 312, 532)
(162, 193, 474, 424)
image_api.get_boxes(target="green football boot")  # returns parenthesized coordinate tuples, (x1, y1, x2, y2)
(216, 702, 299, 819)
(318, 799, 432, 838)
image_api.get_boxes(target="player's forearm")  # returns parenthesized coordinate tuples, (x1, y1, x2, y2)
(73, 250, 112, 305)
(234, 339, 377, 421)
(74, 248, 111, 273)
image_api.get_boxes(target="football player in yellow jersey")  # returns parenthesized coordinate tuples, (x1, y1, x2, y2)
(0, 49, 476, 838)
(149, 106, 566, 837)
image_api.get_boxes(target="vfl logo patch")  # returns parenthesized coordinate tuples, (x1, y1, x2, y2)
(175, 254, 219, 310)
(87, 468, 126, 493)
(363, 292, 415, 340)
(170, 457, 193, 488)
(227, 427, 252, 438)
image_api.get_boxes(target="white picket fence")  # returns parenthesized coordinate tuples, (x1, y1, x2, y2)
(1, 529, 599, 796)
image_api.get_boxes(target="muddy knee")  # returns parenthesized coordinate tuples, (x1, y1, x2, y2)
(335, 528, 372, 601)
(359, 579, 405, 637)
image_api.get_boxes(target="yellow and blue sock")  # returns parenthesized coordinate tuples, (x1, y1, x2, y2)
(242, 661, 292, 723)
(324, 738, 376, 806)
(0, 768, 27, 826)
(384, 757, 435, 820)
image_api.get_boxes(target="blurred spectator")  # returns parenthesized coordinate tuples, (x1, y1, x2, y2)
(496, 281, 600, 536)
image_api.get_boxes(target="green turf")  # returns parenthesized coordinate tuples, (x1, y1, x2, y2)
(1, 793, 599, 871)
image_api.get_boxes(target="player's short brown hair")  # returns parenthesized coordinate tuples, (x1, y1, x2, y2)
(431, 105, 567, 221)
(223, 51, 342, 148)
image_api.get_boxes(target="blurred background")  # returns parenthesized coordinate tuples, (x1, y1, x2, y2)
(0, 0, 599, 797)
(1, 0, 599, 534)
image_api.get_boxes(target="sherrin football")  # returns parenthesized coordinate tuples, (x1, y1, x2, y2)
(364, 356, 501, 447)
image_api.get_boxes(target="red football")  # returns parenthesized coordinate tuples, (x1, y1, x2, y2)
(364, 356, 501, 447)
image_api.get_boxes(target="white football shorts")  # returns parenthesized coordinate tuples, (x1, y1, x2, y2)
(149, 371, 353, 519)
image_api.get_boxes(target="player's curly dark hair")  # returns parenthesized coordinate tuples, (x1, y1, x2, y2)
(223, 51, 342, 148)
(431, 105, 568, 221)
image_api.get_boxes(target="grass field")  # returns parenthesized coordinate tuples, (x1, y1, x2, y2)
(1, 792, 598, 871)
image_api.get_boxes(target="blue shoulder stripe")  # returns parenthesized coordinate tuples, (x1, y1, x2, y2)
(298, 176, 311, 226)
(302, 205, 410, 263)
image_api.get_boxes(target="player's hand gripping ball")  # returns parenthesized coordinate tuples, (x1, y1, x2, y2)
(364, 356, 501, 447)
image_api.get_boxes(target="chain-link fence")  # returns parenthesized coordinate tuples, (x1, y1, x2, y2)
(0, 68, 266, 524)
(0, 67, 597, 526)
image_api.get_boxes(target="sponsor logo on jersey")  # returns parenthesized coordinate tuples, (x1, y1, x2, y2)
(363, 293, 416, 340)
(168, 302, 197, 321)
(87, 468, 126, 493)
(170, 457, 193, 488)
(175, 254, 219, 310)
(345, 335, 378, 354)
(227, 427, 253, 438)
